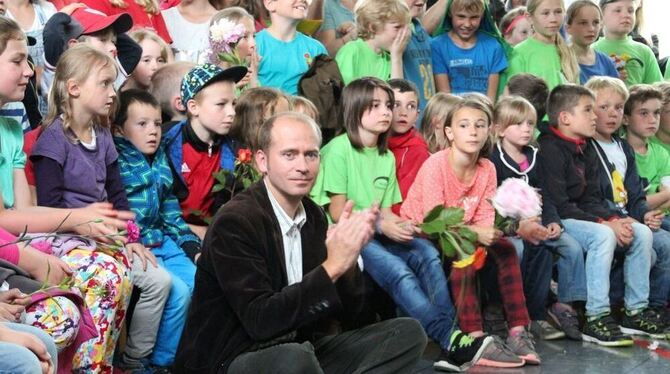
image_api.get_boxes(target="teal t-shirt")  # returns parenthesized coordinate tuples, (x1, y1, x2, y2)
(0, 117, 26, 208)
(256, 29, 328, 94)
(310, 134, 402, 217)
(335, 38, 391, 85)
(593, 36, 662, 86)
(503, 37, 567, 92)
(634, 140, 670, 193)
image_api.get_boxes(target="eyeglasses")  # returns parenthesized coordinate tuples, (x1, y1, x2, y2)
(394, 102, 418, 112)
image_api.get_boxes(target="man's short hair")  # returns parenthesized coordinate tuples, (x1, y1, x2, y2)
(624, 84, 663, 116)
(257, 112, 322, 152)
(547, 84, 595, 126)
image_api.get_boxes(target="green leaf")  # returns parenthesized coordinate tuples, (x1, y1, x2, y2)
(458, 227, 478, 244)
(439, 235, 456, 258)
(459, 239, 475, 255)
(419, 220, 445, 235)
(242, 178, 252, 188)
(423, 205, 445, 223)
(212, 184, 225, 193)
(440, 207, 465, 227)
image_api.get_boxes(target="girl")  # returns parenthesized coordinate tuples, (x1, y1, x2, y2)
(504, 0, 580, 90)
(122, 30, 171, 91)
(291, 95, 319, 121)
(162, 0, 216, 62)
(490, 96, 587, 341)
(310, 77, 492, 371)
(566, 0, 619, 84)
(5, 0, 56, 73)
(419, 92, 460, 153)
(82, 0, 173, 43)
(230, 87, 291, 149)
(206, 7, 259, 90)
(401, 96, 539, 367)
(499, 6, 532, 46)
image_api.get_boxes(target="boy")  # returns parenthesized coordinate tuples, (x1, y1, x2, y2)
(163, 63, 247, 239)
(335, 0, 411, 85)
(537, 84, 658, 346)
(149, 61, 196, 124)
(402, 0, 436, 121)
(649, 82, 670, 154)
(387, 79, 429, 215)
(256, 0, 327, 94)
(113, 89, 200, 370)
(593, 0, 662, 86)
(587, 77, 670, 328)
(430, 0, 507, 102)
(504, 73, 549, 134)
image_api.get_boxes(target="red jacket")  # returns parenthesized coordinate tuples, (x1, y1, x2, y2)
(82, 0, 173, 43)
(388, 128, 430, 215)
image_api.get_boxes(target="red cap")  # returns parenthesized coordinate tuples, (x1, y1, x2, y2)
(71, 7, 132, 35)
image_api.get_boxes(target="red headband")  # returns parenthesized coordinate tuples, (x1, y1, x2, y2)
(504, 13, 530, 35)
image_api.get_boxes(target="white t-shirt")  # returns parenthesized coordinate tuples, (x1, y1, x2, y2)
(161, 7, 210, 63)
(596, 139, 628, 177)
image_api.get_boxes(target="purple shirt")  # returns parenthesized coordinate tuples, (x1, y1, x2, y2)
(31, 117, 118, 208)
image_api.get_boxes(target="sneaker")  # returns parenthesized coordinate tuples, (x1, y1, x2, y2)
(483, 304, 508, 339)
(620, 308, 668, 339)
(434, 332, 493, 372)
(548, 303, 583, 340)
(530, 320, 565, 341)
(582, 314, 634, 347)
(650, 306, 670, 327)
(475, 335, 525, 368)
(506, 330, 541, 365)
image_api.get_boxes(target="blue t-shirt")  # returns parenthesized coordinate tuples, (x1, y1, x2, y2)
(431, 31, 507, 95)
(580, 50, 619, 84)
(403, 19, 435, 124)
(320, 0, 354, 35)
(256, 29, 328, 94)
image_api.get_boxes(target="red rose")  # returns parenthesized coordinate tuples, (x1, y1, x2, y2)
(237, 148, 252, 164)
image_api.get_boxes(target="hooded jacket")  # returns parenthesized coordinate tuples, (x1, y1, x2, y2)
(388, 128, 430, 215)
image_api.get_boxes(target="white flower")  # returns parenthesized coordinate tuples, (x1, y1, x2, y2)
(492, 178, 542, 219)
(209, 18, 246, 45)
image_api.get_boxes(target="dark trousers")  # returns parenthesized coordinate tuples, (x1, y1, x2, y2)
(227, 318, 427, 374)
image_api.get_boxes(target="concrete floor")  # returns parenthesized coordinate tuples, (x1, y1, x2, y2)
(415, 337, 670, 373)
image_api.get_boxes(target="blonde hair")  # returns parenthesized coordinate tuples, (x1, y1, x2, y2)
(0, 17, 27, 56)
(450, 0, 486, 15)
(231, 87, 292, 149)
(566, 0, 602, 25)
(653, 81, 670, 107)
(211, 6, 254, 26)
(109, 0, 159, 15)
(527, 0, 580, 83)
(585, 76, 630, 102)
(45, 45, 117, 134)
(291, 96, 319, 121)
(419, 93, 461, 152)
(129, 29, 172, 63)
(355, 0, 411, 40)
(493, 96, 537, 138)
(150, 61, 196, 118)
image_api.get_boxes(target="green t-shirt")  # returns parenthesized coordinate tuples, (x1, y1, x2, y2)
(665, 65, 670, 81)
(634, 139, 670, 193)
(502, 38, 567, 93)
(0, 117, 26, 208)
(593, 36, 662, 86)
(335, 38, 391, 85)
(649, 136, 670, 155)
(310, 134, 402, 217)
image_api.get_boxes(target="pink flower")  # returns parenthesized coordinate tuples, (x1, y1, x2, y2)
(126, 220, 140, 243)
(492, 178, 542, 219)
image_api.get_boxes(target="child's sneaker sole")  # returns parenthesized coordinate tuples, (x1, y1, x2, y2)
(476, 358, 526, 368)
(619, 326, 668, 340)
(582, 333, 634, 347)
(434, 336, 494, 372)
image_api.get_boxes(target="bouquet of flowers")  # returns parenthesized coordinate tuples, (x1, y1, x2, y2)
(206, 18, 247, 66)
(491, 178, 542, 233)
(212, 148, 260, 195)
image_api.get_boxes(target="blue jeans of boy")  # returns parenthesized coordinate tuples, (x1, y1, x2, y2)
(562, 219, 652, 316)
(150, 237, 197, 366)
(0, 322, 58, 373)
(361, 237, 456, 350)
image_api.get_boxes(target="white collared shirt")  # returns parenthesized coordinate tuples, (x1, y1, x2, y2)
(266, 181, 307, 285)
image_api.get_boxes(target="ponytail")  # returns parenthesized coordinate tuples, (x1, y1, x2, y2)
(554, 34, 580, 84)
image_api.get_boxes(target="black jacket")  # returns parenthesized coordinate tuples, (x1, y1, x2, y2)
(174, 181, 370, 373)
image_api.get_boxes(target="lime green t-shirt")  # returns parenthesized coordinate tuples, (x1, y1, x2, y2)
(634, 140, 670, 193)
(593, 36, 662, 86)
(310, 134, 402, 217)
(0, 117, 26, 209)
(649, 136, 670, 155)
(665, 65, 670, 81)
(501, 38, 567, 93)
(335, 38, 391, 85)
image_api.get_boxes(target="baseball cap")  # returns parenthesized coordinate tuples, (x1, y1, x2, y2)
(180, 63, 248, 104)
(71, 7, 132, 35)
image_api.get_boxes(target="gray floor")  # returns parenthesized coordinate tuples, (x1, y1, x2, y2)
(414, 337, 670, 373)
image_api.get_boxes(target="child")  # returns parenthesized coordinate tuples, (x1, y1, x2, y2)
(291, 95, 319, 120)
(566, 0, 619, 84)
(310, 77, 493, 372)
(230, 87, 291, 150)
(82, 0, 173, 43)
(491, 96, 587, 341)
(402, 96, 538, 367)
(419, 92, 461, 153)
(505, 0, 580, 91)
(123, 29, 171, 91)
(587, 76, 670, 327)
(387, 79, 430, 215)
(149, 61, 196, 124)
(431, 0, 508, 101)
(207, 7, 259, 90)
(402, 0, 436, 119)
(162, 63, 247, 239)
(650, 81, 670, 153)
(499, 6, 532, 46)
(593, 0, 662, 86)
(162, 0, 216, 62)
(30, 45, 172, 371)
(335, 0, 411, 85)
(537, 84, 660, 346)
(256, 0, 327, 94)
(114, 89, 200, 369)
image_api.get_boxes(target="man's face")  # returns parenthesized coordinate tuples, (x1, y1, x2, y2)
(256, 117, 321, 205)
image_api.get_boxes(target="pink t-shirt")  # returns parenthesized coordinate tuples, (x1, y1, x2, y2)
(400, 148, 497, 227)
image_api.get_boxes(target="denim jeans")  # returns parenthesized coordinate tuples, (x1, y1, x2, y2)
(361, 237, 455, 350)
(0, 322, 58, 373)
(507, 237, 553, 320)
(649, 229, 670, 308)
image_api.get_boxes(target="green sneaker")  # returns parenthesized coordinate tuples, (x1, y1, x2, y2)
(620, 308, 668, 339)
(582, 314, 634, 347)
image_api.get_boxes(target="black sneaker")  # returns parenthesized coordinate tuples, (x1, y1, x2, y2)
(548, 303, 583, 340)
(620, 308, 668, 339)
(582, 314, 633, 347)
(434, 332, 493, 372)
(650, 306, 670, 327)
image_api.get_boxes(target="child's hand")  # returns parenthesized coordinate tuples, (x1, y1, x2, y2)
(644, 209, 664, 231)
(0, 301, 24, 322)
(74, 203, 135, 243)
(126, 243, 157, 271)
(603, 219, 633, 247)
(0, 289, 31, 306)
(546, 223, 562, 240)
(336, 21, 357, 40)
(60, 2, 85, 15)
(0, 325, 53, 374)
(29, 253, 72, 286)
(380, 216, 415, 243)
(470, 226, 502, 246)
(516, 217, 549, 245)
(390, 26, 411, 57)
